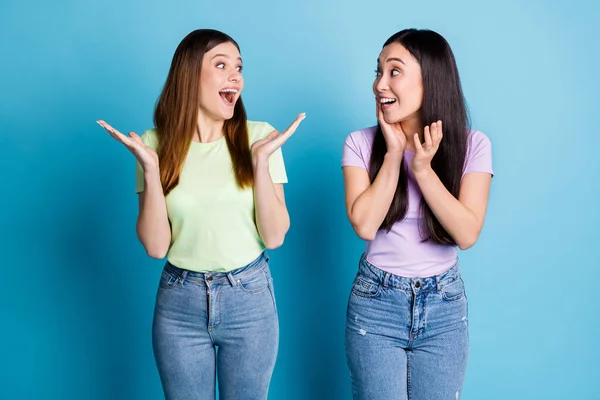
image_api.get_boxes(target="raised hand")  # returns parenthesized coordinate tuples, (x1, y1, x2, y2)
(97, 120, 159, 171)
(411, 120, 443, 174)
(251, 113, 305, 163)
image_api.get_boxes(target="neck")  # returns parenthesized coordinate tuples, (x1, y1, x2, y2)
(194, 111, 225, 143)
(401, 116, 424, 152)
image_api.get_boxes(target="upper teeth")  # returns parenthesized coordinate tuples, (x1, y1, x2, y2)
(379, 98, 396, 103)
(220, 89, 238, 93)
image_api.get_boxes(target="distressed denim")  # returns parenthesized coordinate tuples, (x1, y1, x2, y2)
(346, 254, 469, 400)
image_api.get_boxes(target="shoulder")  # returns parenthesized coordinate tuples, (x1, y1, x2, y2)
(246, 120, 275, 143)
(466, 130, 491, 152)
(344, 125, 377, 150)
(140, 128, 160, 150)
(463, 129, 494, 175)
(342, 126, 378, 169)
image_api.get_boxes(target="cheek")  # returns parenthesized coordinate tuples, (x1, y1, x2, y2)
(201, 70, 219, 88)
(409, 76, 424, 104)
(198, 86, 211, 104)
(396, 80, 422, 109)
(407, 89, 422, 109)
(198, 87, 217, 112)
(412, 87, 424, 110)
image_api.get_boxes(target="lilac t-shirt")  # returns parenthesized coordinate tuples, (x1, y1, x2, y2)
(342, 126, 493, 277)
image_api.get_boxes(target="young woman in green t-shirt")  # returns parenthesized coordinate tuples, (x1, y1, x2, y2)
(98, 29, 304, 400)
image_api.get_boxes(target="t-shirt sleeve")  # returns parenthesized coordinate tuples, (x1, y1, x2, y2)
(134, 130, 159, 193)
(463, 131, 494, 177)
(342, 131, 369, 170)
(251, 122, 288, 184)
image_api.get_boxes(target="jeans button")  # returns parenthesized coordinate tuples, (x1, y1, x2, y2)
(415, 281, 421, 288)
(206, 276, 213, 281)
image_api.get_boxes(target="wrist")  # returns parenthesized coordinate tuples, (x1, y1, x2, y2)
(384, 151, 403, 163)
(144, 166, 160, 181)
(412, 165, 434, 179)
(252, 155, 269, 170)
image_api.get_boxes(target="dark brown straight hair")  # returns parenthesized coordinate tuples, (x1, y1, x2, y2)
(369, 29, 469, 245)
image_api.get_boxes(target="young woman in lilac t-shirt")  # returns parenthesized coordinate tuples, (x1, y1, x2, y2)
(342, 29, 493, 400)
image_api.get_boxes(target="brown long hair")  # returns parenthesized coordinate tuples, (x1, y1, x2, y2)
(154, 29, 253, 196)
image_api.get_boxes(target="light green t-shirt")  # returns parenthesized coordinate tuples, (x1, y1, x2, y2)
(135, 121, 287, 272)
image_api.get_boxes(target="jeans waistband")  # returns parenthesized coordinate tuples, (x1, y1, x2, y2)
(358, 253, 461, 292)
(164, 252, 269, 286)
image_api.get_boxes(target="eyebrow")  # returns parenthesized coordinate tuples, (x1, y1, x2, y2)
(212, 53, 243, 62)
(386, 57, 405, 64)
(377, 56, 405, 65)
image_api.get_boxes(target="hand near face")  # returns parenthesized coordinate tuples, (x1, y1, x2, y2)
(411, 120, 443, 174)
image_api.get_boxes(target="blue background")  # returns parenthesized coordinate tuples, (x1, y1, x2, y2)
(1, 0, 598, 398)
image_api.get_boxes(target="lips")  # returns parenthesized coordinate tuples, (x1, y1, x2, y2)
(219, 87, 239, 106)
(378, 96, 397, 111)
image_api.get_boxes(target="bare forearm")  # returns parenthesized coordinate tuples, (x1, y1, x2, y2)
(413, 167, 480, 249)
(253, 158, 289, 249)
(136, 168, 171, 258)
(349, 152, 403, 240)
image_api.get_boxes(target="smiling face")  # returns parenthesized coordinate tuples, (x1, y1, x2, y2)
(373, 42, 423, 126)
(198, 41, 244, 121)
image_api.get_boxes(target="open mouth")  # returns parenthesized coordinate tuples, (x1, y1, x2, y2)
(379, 97, 397, 110)
(219, 88, 239, 106)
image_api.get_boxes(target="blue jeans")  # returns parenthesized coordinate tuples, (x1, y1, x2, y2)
(345, 254, 469, 400)
(152, 252, 278, 400)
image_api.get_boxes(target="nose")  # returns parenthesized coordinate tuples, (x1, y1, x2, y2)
(374, 75, 388, 94)
(229, 70, 241, 82)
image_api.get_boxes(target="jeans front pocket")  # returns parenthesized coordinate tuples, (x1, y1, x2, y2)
(441, 277, 466, 301)
(238, 269, 270, 294)
(351, 275, 381, 299)
(158, 268, 178, 290)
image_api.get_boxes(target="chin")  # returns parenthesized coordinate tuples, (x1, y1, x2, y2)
(383, 108, 414, 125)
(382, 111, 402, 124)
(220, 102, 238, 121)
(222, 111, 235, 121)
(212, 108, 234, 121)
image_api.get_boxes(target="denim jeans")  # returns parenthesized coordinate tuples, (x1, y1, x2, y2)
(345, 254, 469, 400)
(152, 252, 278, 400)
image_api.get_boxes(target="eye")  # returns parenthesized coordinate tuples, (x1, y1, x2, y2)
(374, 69, 382, 77)
(216, 63, 225, 69)
(391, 69, 400, 76)
(236, 65, 243, 72)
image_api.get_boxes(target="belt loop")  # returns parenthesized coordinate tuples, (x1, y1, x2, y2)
(227, 272, 237, 287)
(383, 272, 391, 288)
(179, 270, 188, 285)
